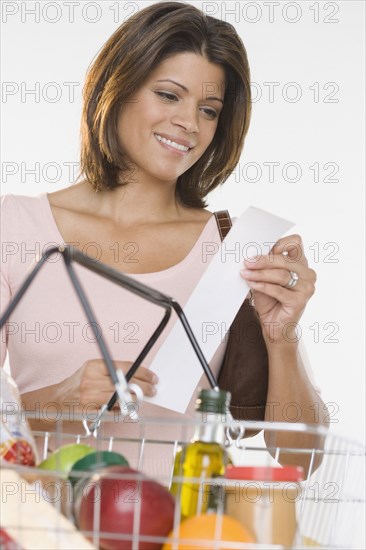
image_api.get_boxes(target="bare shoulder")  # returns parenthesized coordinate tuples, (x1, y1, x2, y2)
(47, 180, 93, 213)
(181, 207, 213, 224)
(176, 198, 213, 224)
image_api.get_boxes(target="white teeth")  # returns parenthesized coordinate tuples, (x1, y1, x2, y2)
(155, 134, 189, 152)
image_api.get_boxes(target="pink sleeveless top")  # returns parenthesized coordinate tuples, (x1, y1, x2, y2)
(1, 193, 320, 479)
(1, 193, 228, 477)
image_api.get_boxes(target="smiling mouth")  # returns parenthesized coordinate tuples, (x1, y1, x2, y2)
(154, 133, 192, 153)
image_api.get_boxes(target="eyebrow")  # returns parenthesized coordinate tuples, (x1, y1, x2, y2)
(155, 79, 224, 104)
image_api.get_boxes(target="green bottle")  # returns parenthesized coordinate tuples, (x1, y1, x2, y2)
(170, 389, 231, 519)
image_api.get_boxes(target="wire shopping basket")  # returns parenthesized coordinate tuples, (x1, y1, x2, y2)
(1, 412, 365, 550)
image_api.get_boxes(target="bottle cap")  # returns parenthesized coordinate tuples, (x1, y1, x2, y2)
(225, 465, 305, 482)
(196, 388, 231, 414)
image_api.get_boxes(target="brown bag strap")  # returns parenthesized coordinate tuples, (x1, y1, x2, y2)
(214, 210, 254, 306)
(214, 210, 232, 241)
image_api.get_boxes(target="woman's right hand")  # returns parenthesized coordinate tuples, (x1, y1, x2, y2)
(60, 359, 159, 411)
(21, 360, 158, 433)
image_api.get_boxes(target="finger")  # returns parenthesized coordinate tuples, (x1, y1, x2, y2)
(243, 253, 308, 273)
(83, 359, 117, 379)
(80, 374, 115, 396)
(273, 234, 308, 266)
(129, 376, 157, 397)
(113, 362, 158, 383)
(243, 265, 316, 290)
(127, 366, 158, 397)
(79, 384, 115, 408)
(132, 366, 159, 384)
(246, 280, 296, 305)
(247, 278, 315, 303)
(241, 267, 304, 289)
(124, 368, 159, 391)
(104, 366, 158, 397)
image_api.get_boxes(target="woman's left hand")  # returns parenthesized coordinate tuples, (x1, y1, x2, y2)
(240, 234, 316, 346)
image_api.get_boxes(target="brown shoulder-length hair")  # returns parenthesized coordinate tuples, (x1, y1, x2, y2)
(78, 1, 251, 208)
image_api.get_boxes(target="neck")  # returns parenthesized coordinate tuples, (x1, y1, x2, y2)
(82, 171, 187, 226)
(193, 413, 226, 444)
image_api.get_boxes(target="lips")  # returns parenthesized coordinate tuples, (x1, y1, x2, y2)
(154, 133, 195, 149)
(154, 134, 194, 156)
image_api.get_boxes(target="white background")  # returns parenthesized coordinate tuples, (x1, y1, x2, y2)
(1, 1, 365, 444)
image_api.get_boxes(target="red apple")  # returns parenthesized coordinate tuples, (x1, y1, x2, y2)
(75, 466, 175, 550)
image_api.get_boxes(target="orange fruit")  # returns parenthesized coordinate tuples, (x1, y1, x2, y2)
(162, 513, 255, 549)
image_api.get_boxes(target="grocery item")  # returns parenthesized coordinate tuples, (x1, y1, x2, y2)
(0, 369, 38, 466)
(302, 536, 324, 547)
(225, 465, 304, 548)
(0, 468, 96, 549)
(0, 527, 23, 550)
(162, 513, 255, 549)
(69, 450, 129, 487)
(38, 443, 95, 478)
(75, 466, 175, 550)
(33, 443, 95, 517)
(170, 389, 231, 519)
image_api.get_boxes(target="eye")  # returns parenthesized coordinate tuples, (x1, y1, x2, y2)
(201, 107, 218, 120)
(155, 91, 178, 101)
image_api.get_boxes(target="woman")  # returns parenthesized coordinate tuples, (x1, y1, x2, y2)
(1, 2, 327, 475)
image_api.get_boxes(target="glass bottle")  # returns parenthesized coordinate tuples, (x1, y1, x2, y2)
(170, 388, 231, 520)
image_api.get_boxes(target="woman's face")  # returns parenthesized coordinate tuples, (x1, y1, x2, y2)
(117, 52, 225, 186)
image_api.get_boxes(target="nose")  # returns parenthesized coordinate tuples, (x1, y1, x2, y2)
(171, 103, 199, 133)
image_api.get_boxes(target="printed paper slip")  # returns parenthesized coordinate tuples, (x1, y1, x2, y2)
(146, 207, 295, 413)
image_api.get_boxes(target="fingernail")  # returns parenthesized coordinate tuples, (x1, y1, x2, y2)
(152, 374, 159, 384)
(240, 269, 251, 277)
(151, 387, 157, 396)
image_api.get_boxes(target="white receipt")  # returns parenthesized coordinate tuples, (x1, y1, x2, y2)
(146, 207, 295, 413)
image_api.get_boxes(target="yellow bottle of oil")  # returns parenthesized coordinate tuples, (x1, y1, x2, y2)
(170, 388, 231, 520)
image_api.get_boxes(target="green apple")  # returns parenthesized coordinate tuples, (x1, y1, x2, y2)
(38, 444, 95, 478)
(69, 450, 129, 488)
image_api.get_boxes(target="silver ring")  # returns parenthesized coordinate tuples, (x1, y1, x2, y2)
(286, 270, 299, 289)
